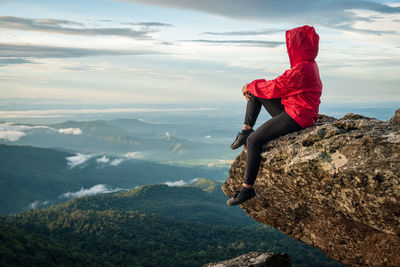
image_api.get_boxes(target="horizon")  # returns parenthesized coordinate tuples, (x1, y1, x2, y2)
(0, 100, 398, 124)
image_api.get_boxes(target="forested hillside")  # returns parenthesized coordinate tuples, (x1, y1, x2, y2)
(1, 180, 345, 267)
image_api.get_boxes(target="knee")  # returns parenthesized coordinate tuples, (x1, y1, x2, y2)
(246, 132, 258, 148)
(246, 92, 257, 103)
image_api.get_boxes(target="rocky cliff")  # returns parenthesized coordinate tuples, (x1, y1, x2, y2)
(222, 109, 400, 267)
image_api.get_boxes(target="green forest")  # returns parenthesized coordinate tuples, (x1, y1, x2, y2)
(0, 178, 346, 267)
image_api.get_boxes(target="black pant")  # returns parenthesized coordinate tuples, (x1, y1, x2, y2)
(243, 93, 303, 185)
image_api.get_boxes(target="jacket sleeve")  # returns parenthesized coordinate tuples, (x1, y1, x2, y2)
(246, 66, 305, 99)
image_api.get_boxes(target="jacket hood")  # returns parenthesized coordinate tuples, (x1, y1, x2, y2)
(286, 25, 319, 67)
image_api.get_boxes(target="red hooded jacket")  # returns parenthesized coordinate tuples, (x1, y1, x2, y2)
(246, 25, 322, 128)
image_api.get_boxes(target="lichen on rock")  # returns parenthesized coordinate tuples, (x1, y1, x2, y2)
(222, 109, 400, 267)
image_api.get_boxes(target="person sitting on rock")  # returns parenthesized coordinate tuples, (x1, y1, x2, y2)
(227, 25, 322, 206)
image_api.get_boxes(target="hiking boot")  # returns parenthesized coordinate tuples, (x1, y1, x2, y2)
(226, 186, 256, 206)
(231, 129, 254, 150)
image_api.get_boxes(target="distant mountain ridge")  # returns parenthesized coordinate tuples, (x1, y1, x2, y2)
(0, 119, 234, 161)
(97, 118, 175, 137)
(0, 144, 226, 215)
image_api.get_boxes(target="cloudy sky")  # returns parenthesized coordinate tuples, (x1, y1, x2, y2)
(0, 0, 399, 104)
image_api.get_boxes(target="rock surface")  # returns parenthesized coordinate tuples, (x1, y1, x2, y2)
(204, 252, 291, 267)
(223, 109, 400, 267)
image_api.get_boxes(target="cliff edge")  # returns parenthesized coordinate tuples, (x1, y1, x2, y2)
(222, 109, 400, 267)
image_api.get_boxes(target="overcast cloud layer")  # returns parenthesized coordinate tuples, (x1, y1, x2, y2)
(121, 0, 400, 33)
(183, 39, 285, 47)
(0, 0, 399, 104)
(0, 15, 164, 38)
(0, 43, 161, 59)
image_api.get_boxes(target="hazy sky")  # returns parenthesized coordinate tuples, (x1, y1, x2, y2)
(0, 0, 399, 104)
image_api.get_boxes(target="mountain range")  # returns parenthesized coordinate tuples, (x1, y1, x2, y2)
(0, 119, 236, 162)
(1, 177, 344, 267)
(0, 144, 226, 215)
(0, 113, 347, 266)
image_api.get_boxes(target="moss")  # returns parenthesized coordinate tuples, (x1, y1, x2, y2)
(318, 151, 331, 162)
(317, 128, 326, 139)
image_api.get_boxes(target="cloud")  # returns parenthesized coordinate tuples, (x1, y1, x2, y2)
(0, 122, 53, 141)
(164, 178, 198, 187)
(183, 39, 285, 47)
(97, 152, 145, 166)
(29, 200, 50, 210)
(329, 24, 397, 35)
(59, 184, 125, 199)
(124, 151, 143, 159)
(96, 156, 110, 163)
(124, 22, 173, 27)
(164, 131, 171, 140)
(95, 153, 142, 166)
(0, 107, 218, 119)
(110, 158, 125, 166)
(66, 153, 95, 168)
(0, 122, 83, 141)
(207, 159, 234, 167)
(0, 43, 162, 59)
(120, 0, 400, 32)
(202, 29, 283, 36)
(0, 57, 36, 66)
(164, 179, 186, 186)
(0, 16, 154, 39)
(0, 129, 26, 141)
(58, 128, 82, 135)
(62, 65, 96, 71)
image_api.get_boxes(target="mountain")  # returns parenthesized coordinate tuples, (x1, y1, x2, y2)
(0, 181, 344, 267)
(100, 118, 174, 138)
(54, 179, 256, 228)
(1, 208, 272, 267)
(0, 144, 226, 215)
(101, 118, 239, 144)
(49, 120, 136, 137)
(0, 120, 234, 161)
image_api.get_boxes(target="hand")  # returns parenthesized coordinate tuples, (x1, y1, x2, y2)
(242, 84, 250, 101)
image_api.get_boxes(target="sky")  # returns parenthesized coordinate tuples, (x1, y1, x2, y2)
(0, 0, 399, 105)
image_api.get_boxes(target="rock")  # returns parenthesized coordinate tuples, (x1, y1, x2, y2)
(222, 110, 400, 267)
(204, 252, 291, 267)
(389, 108, 400, 125)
